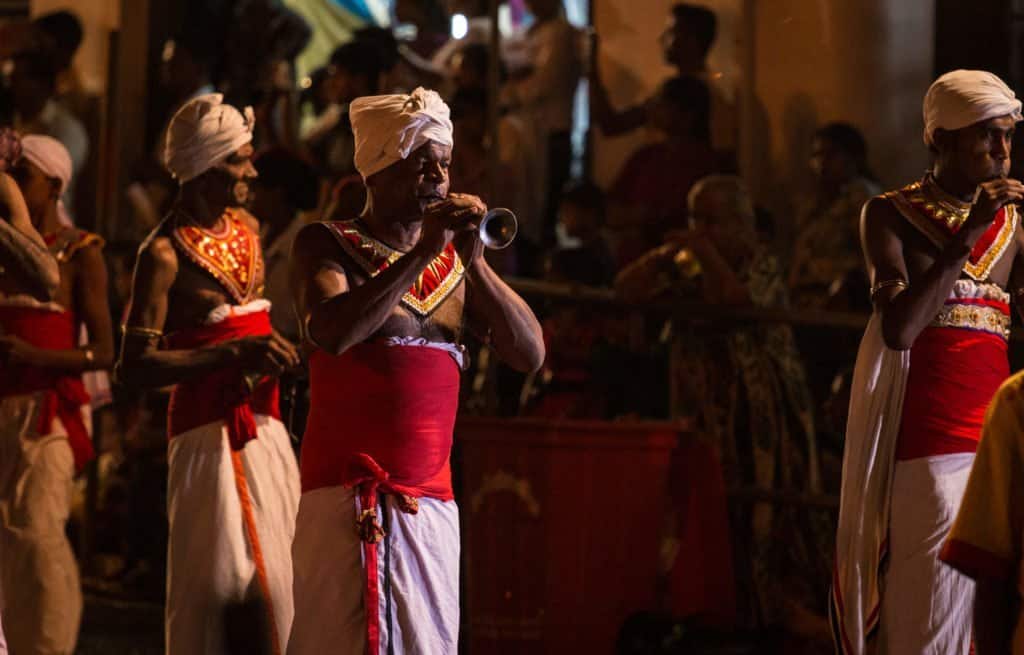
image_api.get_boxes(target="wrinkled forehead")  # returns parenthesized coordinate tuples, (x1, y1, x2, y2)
(413, 140, 452, 160)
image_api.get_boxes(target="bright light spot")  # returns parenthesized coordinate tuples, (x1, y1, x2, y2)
(451, 14, 469, 40)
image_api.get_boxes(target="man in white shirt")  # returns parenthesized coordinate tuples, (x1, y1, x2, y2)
(504, 0, 582, 247)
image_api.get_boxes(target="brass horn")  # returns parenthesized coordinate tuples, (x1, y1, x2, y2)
(478, 207, 517, 250)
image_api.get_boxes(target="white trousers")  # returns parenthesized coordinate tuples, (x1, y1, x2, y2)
(0, 394, 81, 655)
(288, 486, 460, 655)
(879, 453, 975, 655)
(166, 415, 300, 655)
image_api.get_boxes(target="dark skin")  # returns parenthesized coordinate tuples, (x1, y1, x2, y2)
(291, 140, 544, 372)
(0, 160, 114, 372)
(117, 143, 300, 388)
(863, 115, 1024, 350)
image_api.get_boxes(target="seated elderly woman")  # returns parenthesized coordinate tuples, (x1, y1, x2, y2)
(615, 175, 831, 644)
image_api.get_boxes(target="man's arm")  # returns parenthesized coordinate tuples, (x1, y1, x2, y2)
(464, 256, 545, 373)
(0, 173, 59, 301)
(863, 179, 1024, 350)
(292, 221, 462, 355)
(1, 243, 114, 371)
(587, 33, 646, 137)
(116, 236, 297, 388)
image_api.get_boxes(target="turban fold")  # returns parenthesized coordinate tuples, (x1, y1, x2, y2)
(923, 70, 1022, 146)
(164, 93, 254, 183)
(21, 134, 73, 226)
(350, 87, 453, 179)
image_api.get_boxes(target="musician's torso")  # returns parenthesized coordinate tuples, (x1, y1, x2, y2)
(322, 219, 466, 345)
(159, 207, 266, 333)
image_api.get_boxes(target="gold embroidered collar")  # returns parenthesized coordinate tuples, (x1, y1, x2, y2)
(325, 220, 464, 317)
(886, 175, 1018, 281)
(171, 208, 264, 304)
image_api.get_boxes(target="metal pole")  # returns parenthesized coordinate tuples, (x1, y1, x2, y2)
(486, 0, 501, 203)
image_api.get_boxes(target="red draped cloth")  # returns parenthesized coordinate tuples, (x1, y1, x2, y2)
(0, 305, 92, 472)
(896, 321, 1009, 461)
(668, 439, 737, 627)
(302, 341, 460, 498)
(165, 311, 280, 450)
(302, 341, 460, 655)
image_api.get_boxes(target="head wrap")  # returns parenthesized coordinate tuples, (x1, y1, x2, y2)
(923, 70, 1022, 146)
(163, 93, 254, 183)
(20, 134, 73, 226)
(350, 87, 454, 180)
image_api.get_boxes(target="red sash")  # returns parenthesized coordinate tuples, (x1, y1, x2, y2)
(302, 341, 459, 497)
(897, 323, 1009, 460)
(303, 341, 460, 655)
(165, 311, 280, 449)
(0, 305, 92, 472)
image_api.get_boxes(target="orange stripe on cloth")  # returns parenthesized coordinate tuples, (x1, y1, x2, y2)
(230, 449, 281, 655)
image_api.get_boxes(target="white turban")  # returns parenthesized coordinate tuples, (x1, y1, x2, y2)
(164, 93, 254, 183)
(350, 87, 454, 179)
(923, 70, 1023, 146)
(20, 134, 74, 226)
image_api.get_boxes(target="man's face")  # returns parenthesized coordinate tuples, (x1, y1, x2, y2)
(660, 18, 694, 67)
(203, 143, 258, 208)
(10, 158, 55, 225)
(328, 67, 370, 105)
(689, 188, 748, 248)
(452, 52, 484, 90)
(370, 140, 451, 216)
(810, 137, 853, 188)
(941, 115, 1016, 184)
(9, 55, 52, 113)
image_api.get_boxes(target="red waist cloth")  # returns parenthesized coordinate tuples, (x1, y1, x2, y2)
(304, 341, 460, 655)
(896, 325, 1009, 460)
(301, 341, 461, 499)
(0, 305, 92, 471)
(165, 311, 280, 450)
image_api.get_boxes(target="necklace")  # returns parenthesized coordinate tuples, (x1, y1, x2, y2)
(919, 173, 972, 231)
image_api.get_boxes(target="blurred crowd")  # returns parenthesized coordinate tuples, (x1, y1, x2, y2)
(0, 1, 885, 650)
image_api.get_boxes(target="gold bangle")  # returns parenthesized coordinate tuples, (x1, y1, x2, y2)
(121, 324, 163, 339)
(870, 278, 908, 299)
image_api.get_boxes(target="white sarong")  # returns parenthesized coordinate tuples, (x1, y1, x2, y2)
(832, 314, 910, 654)
(165, 410, 300, 654)
(0, 394, 83, 655)
(878, 453, 974, 654)
(288, 485, 460, 655)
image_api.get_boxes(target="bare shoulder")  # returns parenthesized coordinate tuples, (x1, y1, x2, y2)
(136, 231, 179, 278)
(861, 194, 903, 237)
(292, 222, 345, 266)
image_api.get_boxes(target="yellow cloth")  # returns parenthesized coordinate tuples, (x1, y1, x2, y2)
(941, 369, 1024, 651)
